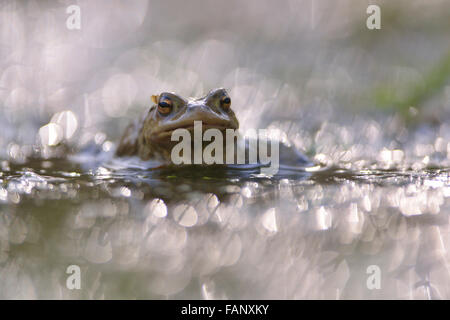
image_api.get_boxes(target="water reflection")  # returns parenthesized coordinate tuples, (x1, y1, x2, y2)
(0, 156, 449, 299)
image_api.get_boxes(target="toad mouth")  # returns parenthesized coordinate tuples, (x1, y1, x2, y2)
(151, 121, 236, 142)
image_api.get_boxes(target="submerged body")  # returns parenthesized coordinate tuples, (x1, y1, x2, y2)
(116, 88, 312, 170)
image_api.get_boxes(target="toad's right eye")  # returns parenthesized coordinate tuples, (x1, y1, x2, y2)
(158, 97, 172, 115)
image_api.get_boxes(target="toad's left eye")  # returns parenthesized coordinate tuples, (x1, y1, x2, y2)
(220, 96, 231, 111)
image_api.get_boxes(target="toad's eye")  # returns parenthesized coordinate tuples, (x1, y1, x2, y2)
(158, 97, 172, 115)
(220, 96, 231, 111)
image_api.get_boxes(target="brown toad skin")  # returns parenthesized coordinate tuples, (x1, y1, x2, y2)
(116, 88, 239, 162)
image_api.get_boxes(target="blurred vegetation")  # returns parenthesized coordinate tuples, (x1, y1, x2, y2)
(373, 51, 450, 122)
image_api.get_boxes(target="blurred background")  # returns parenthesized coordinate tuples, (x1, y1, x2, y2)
(1, 0, 450, 299)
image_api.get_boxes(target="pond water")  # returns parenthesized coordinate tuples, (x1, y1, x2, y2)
(1, 0, 450, 299)
(1, 116, 450, 299)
